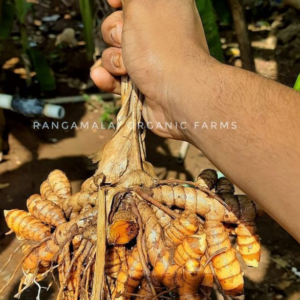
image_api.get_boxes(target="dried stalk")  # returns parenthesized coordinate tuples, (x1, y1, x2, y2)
(91, 188, 106, 300)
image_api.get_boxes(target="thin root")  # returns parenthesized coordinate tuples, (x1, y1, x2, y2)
(205, 251, 229, 300)
(132, 202, 156, 296)
(134, 188, 179, 219)
(0, 240, 27, 273)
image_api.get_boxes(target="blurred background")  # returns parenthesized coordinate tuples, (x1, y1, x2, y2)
(0, 0, 299, 299)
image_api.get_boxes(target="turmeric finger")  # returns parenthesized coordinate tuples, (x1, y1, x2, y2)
(4, 209, 51, 241)
(174, 233, 207, 266)
(205, 220, 244, 297)
(63, 190, 98, 218)
(48, 169, 72, 200)
(27, 194, 66, 227)
(165, 211, 200, 246)
(151, 206, 172, 229)
(216, 178, 261, 268)
(235, 195, 261, 267)
(195, 169, 218, 190)
(105, 247, 126, 279)
(108, 209, 138, 245)
(40, 180, 59, 204)
(112, 247, 143, 300)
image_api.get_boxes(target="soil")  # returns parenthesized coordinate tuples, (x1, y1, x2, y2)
(0, 2, 300, 300)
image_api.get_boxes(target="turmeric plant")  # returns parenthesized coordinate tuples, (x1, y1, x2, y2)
(1, 76, 262, 300)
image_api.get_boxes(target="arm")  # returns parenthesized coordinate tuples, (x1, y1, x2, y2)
(91, 0, 300, 242)
(182, 59, 300, 242)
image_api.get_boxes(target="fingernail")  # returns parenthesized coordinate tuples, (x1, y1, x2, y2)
(111, 24, 122, 45)
(112, 54, 121, 68)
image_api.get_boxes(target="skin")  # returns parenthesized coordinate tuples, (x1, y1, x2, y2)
(91, 0, 300, 242)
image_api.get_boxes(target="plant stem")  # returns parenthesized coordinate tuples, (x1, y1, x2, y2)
(79, 0, 95, 61)
(91, 188, 106, 300)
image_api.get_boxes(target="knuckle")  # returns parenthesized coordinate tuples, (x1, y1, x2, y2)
(101, 12, 123, 45)
(101, 48, 111, 59)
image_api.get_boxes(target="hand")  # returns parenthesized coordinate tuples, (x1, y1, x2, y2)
(91, 0, 212, 140)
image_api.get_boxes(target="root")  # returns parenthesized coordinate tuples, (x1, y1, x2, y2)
(152, 287, 176, 300)
(64, 239, 88, 285)
(205, 251, 229, 300)
(82, 246, 96, 281)
(33, 277, 51, 300)
(74, 242, 93, 300)
(132, 203, 156, 296)
(135, 188, 179, 219)
(0, 236, 51, 294)
(121, 291, 172, 299)
(15, 268, 38, 298)
(105, 274, 113, 300)
(203, 248, 227, 268)
(0, 240, 27, 273)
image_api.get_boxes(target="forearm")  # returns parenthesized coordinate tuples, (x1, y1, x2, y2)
(182, 58, 300, 242)
(95, 0, 300, 241)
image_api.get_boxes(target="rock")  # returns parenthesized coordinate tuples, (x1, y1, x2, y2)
(55, 28, 78, 47)
(33, 19, 42, 26)
(42, 14, 61, 22)
(277, 23, 300, 43)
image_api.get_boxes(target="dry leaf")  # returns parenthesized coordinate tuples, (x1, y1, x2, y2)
(0, 183, 10, 190)
(272, 257, 290, 269)
(2, 57, 20, 69)
(14, 68, 27, 75)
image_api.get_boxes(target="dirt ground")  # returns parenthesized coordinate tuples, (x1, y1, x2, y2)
(0, 2, 300, 300)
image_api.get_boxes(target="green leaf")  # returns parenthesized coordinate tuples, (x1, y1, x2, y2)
(0, 1, 15, 40)
(83, 94, 90, 101)
(27, 48, 56, 91)
(196, 0, 224, 62)
(79, 0, 95, 61)
(294, 74, 300, 92)
(14, 0, 31, 24)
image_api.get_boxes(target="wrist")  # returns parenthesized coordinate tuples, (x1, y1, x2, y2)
(168, 50, 223, 143)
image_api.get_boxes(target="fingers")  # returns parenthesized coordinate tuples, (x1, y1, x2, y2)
(91, 61, 121, 94)
(107, 0, 138, 8)
(101, 11, 123, 47)
(107, 0, 122, 8)
(101, 48, 126, 76)
(93, 8, 125, 94)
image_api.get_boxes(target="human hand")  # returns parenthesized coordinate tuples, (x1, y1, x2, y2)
(91, 0, 212, 140)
